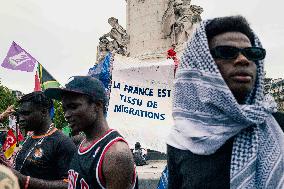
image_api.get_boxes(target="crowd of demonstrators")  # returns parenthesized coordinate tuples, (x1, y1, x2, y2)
(1, 15, 284, 189)
(0, 105, 16, 167)
(45, 76, 138, 189)
(7, 92, 76, 189)
(167, 15, 284, 189)
(0, 138, 12, 167)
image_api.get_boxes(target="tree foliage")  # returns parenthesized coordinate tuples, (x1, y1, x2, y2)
(0, 80, 17, 126)
(0, 80, 69, 128)
(53, 100, 68, 129)
(0, 80, 17, 115)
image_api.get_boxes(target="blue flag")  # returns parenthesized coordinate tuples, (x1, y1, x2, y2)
(88, 53, 113, 92)
(157, 166, 168, 189)
(88, 53, 113, 115)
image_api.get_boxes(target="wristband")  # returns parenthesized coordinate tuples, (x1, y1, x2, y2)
(24, 176, 30, 189)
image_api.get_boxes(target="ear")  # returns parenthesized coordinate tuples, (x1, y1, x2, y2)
(40, 108, 49, 117)
(94, 101, 104, 112)
(88, 101, 98, 113)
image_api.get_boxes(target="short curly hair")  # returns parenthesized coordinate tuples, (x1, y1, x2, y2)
(205, 15, 255, 46)
(19, 91, 53, 113)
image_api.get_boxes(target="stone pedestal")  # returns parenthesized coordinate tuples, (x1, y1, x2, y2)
(95, 1, 202, 63)
(126, 0, 172, 60)
(126, 0, 202, 61)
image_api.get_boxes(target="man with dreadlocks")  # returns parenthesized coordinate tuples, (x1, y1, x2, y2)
(10, 91, 76, 189)
(167, 15, 284, 188)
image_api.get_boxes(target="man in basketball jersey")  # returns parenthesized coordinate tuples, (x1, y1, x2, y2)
(45, 76, 137, 189)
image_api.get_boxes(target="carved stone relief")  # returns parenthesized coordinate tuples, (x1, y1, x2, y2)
(162, 0, 203, 46)
(96, 17, 130, 62)
(190, 5, 203, 23)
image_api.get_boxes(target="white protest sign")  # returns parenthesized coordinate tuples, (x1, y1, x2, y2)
(107, 55, 175, 152)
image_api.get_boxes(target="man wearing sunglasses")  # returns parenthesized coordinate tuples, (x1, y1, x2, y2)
(167, 16, 284, 188)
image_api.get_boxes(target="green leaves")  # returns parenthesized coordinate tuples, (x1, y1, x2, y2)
(53, 100, 67, 129)
(0, 80, 17, 124)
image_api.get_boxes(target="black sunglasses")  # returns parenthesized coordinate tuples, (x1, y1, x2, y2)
(210, 46, 266, 61)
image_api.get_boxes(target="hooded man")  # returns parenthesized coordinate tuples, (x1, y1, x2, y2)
(167, 15, 284, 189)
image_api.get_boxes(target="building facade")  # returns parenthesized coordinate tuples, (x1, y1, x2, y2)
(264, 78, 284, 112)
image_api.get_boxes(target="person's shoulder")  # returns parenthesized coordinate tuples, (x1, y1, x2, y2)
(103, 141, 134, 170)
(103, 141, 135, 188)
(52, 130, 76, 149)
(105, 141, 132, 159)
(52, 129, 70, 140)
(0, 165, 20, 189)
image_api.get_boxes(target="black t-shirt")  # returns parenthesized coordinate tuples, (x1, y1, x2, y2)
(15, 128, 76, 180)
(167, 113, 284, 189)
(167, 138, 233, 189)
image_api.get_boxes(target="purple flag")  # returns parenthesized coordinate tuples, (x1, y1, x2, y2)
(1, 41, 37, 72)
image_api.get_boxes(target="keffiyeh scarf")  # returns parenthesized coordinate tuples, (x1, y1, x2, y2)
(167, 19, 284, 188)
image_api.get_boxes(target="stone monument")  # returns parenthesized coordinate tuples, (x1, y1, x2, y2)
(96, 0, 203, 62)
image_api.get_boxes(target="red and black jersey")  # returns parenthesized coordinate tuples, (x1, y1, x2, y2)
(68, 129, 137, 189)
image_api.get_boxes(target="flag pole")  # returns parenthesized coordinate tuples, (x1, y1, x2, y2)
(34, 63, 41, 91)
(15, 115, 19, 147)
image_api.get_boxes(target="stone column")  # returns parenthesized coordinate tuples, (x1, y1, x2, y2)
(126, 0, 172, 60)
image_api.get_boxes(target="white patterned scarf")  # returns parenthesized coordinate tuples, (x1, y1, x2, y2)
(167, 19, 284, 188)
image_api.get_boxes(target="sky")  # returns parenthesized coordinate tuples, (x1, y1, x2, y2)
(0, 0, 283, 93)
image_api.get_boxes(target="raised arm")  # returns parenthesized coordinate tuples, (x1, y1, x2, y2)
(0, 105, 15, 121)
